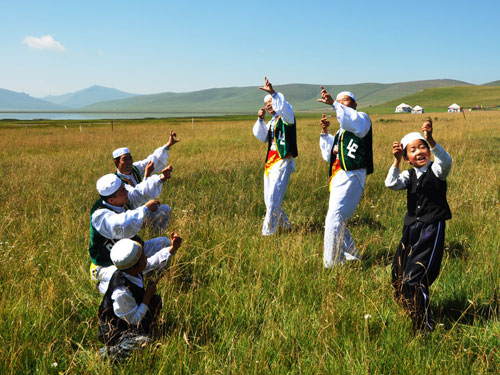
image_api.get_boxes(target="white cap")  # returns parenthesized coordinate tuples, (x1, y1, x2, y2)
(110, 239, 143, 270)
(264, 94, 273, 103)
(336, 91, 356, 102)
(112, 147, 130, 159)
(96, 174, 122, 196)
(401, 132, 426, 150)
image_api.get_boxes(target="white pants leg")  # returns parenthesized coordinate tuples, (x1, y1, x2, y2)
(324, 171, 364, 268)
(96, 236, 172, 294)
(145, 204, 172, 235)
(262, 158, 295, 236)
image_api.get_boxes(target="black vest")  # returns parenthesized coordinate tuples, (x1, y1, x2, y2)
(266, 116, 298, 162)
(404, 163, 452, 225)
(97, 270, 145, 345)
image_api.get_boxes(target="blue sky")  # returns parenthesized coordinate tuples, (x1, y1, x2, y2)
(1, 0, 499, 97)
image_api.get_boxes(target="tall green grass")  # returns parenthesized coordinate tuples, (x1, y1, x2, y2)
(0, 111, 499, 374)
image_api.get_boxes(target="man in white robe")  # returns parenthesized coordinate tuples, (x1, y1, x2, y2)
(253, 77, 298, 235)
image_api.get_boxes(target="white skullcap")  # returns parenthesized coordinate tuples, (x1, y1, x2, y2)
(112, 147, 130, 159)
(336, 91, 356, 102)
(264, 94, 273, 103)
(110, 239, 143, 270)
(401, 132, 426, 150)
(96, 174, 122, 197)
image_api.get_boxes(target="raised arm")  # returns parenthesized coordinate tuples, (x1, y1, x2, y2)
(422, 118, 452, 180)
(333, 102, 371, 138)
(91, 205, 148, 239)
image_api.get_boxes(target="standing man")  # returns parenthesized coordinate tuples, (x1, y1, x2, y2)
(112, 130, 179, 233)
(253, 77, 298, 236)
(317, 87, 373, 267)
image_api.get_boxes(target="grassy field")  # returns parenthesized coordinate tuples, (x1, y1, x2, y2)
(0, 111, 499, 374)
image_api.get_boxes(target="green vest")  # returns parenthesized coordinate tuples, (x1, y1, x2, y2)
(116, 165, 142, 186)
(329, 127, 373, 175)
(266, 115, 298, 161)
(88, 199, 143, 267)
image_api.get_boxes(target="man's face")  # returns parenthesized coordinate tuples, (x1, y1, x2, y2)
(405, 139, 430, 168)
(265, 98, 275, 115)
(338, 95, 357, 110)
(107, 183, 129, 207)
(116, 153, 133, 174)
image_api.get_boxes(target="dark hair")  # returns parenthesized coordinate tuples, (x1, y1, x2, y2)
(403, 139, 429, 158)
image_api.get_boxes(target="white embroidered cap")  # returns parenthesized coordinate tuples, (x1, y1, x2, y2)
(110, 239, 143, 270)
(336, 91, 356, 102)
(112, 147, 130, 159)
(264, 94, 273, 103)
(96, 174, 122, 196)
(401, 132, 426, 150)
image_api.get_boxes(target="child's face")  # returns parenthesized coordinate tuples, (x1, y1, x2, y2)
(404, 139, 430, 167)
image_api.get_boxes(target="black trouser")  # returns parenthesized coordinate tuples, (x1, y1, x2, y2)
(392, 221, 446, 329)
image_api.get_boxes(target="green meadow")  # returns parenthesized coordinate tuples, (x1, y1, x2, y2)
(0, 111, 499, 374)
(366, 86, 500, 114)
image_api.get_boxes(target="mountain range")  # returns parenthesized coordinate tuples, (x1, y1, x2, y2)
(1, 80, 498, 113)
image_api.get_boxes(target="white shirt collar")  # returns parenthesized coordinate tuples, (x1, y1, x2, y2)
(414, 161, 431, 178)
(102, 200, 126, 213)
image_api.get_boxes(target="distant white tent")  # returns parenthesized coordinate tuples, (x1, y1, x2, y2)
(395, 103, 412, 113)
(412, 105, 424, 114)
(448, 103, 461, 112)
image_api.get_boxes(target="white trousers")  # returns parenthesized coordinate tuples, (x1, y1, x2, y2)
(324, 171, 364, 267)
(145, 204, 171, 235)
(262, 158, 295, 236)
(94, 236, 171, 294)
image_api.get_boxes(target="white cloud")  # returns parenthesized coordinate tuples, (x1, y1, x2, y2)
(98, 49, 104, 56)
(22, 35, 66, 51)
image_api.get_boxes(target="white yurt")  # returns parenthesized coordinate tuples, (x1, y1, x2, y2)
(448, 103, 461, 112)
(395, 103, 412, 113)
(412, 105, 424, 114)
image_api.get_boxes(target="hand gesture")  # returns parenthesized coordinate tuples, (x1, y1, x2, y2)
(160, 165, 173, 181)
(421, 117, 433, 139)
(257, 108, 265, 119)
(166, 130, 179, 148)
(169, 231, 183, 255)
(392, 141, 403, 161)
(144, 160, 154, 179)
(317, 86, 334, 106)
(258, 76, 275, 95)
(320, 114, 330, 134)
(145, 199, 160, 212)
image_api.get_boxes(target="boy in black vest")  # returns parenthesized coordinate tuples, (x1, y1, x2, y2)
(98, 233, 182, 361)
(385, 118, 452, 332)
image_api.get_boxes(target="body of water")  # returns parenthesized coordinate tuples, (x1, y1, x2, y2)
(0, 112, 215, 120)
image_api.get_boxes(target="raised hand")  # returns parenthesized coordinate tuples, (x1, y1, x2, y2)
(392, 141, 403, 161)
(421, 117, 435, 147)
(166, 130, 179, 148)
(145, 199, 161, 212)
(144, 160, 154, 179)
(169, 231, 183, 255)
(160, 165, 173, 181)
(258, 76, 275, 95)
(320, 114, 330, 134)
(317, 86, 334, 106)
(257, 108, 266, 119)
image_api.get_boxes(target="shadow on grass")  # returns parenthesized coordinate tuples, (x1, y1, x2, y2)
(435, 294, 500, 327)
(350, 216, 384, 231)
(445, 240, 468, 259)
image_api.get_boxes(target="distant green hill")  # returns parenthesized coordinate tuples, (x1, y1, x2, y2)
(362, 86, 500, 114)
(0, 88, 67, 111)
(82, 79, 470, 114)
(482, 80, 500, 86)
(40, 85, 139, 108)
